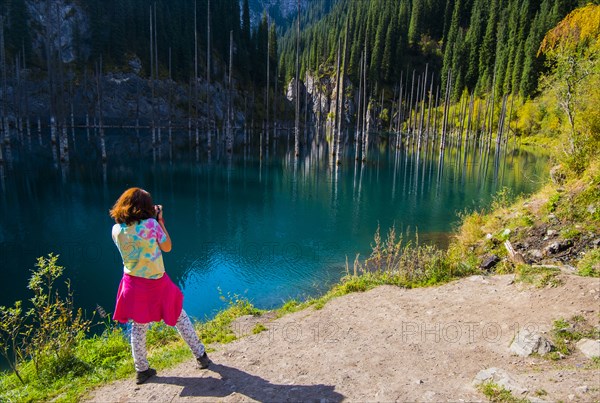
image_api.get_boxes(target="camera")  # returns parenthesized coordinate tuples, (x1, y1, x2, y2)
(154, 205, 162, 219)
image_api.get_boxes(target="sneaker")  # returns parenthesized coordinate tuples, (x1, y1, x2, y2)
(197, 352, 211, 369)
(135, 368, 157, 385)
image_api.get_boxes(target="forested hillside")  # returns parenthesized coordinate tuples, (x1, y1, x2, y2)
(0, 0, 278, 84)
(0, 0, 596, 127)
(279, 0, 588, 100)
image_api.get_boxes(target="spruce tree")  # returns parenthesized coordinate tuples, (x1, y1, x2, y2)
(477, 0, 499, 93)
(442, 0, 462, 91)
(408, 0, 424, 46)
(382, 14, 398, 82)
(464, 0, 486, 91)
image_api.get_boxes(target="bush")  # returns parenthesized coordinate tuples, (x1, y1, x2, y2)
(0, 254, 92, 385)
(577, 249, 600, 277)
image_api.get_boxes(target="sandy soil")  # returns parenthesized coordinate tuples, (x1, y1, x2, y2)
(85, 274, 600, 402)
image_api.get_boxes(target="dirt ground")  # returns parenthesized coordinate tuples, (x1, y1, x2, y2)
(85, 274, 600, 402)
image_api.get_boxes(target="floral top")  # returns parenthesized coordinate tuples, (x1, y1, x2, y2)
(112, 218, 167, 279)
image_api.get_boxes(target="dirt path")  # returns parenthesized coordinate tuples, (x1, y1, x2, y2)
(85, 274, 600, 402)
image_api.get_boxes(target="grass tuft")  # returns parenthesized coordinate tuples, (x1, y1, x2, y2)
(478, 381, 528, 403)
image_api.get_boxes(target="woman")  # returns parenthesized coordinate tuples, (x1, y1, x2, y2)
(110, 187, 210, 385)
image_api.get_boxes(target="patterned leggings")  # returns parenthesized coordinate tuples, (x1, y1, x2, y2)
(131, 309, 205, 372)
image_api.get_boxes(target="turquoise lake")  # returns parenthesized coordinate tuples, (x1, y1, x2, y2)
(0, 129, 548, 321)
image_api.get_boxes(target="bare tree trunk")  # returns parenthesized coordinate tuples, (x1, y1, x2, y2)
(0, 16, 7, 144)
(273, 62, 278, 141)
(336, 21, 348, 166)
(194, 1, 200, 147)
(496, 94, 508, 147)
(206, 0, 212, 150)
(265, 12, 270, 149)
(432, 84, 440, 145)
(226, 30, 233, 153)
(96, 58, 106, 162)
(149, 6, 156, 144)
(168, 47, 172, 144)
(466, 92, 474, 145)
(396, 73, 404, 148)
(361, 41, 368, 162)
(355, 51, 363, 161)
(417, 64, 428, 152)
(333, 37, 341, 159)
(440, 69, 452, 152)
(425, 72, 434, 152)
(294, 0, 300, 157)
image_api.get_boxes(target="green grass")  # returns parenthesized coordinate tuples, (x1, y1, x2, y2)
(252, 324, 267, 334)
(0, 296, 264, 403)
(515, 265, 563, 288)
(547, 316, 600, 360)
(577, 249, 600, 277)
(478, 381, 529, 403)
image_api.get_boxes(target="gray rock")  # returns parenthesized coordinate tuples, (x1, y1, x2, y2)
(546, 229, 557, 237)
(510, 329, 553, 356)
(528, 249, 543, 261)
(575, 385, 589, 394)
(545, 239, 573, 255)
(472, 367, 528, 395)
(480, 254, 500, 271)
(550, 165, 566, 185)
(576, 338, 600, 359)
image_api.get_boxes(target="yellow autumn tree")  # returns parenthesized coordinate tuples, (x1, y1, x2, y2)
(538, 4, 600, 173)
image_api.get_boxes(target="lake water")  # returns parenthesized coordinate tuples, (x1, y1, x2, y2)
(0, 128, 548, 321)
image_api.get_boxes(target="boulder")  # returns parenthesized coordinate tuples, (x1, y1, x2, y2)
(480, 254, 500, 271)
(550, 165, 566, 185)
(528, 249, 543, 262)
(544, 239, 573, 255)
(576, 338, 600, 359)
(510, 329, 553, 356)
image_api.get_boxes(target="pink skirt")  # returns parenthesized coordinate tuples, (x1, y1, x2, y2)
(113, 273, 183, 326)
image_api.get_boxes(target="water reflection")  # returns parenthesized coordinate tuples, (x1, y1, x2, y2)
(0, 127, 547, 322)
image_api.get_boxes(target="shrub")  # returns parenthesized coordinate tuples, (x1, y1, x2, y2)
(577, 249, 600, 277)
(0, 254, 92, 384)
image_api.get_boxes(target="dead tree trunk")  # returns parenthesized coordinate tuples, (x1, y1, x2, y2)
(226, 30, 233, 153)
(206, 0, 212, 150)
(294, 0, 300, 157)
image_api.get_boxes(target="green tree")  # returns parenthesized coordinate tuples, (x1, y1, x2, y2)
(242, 0, 251, 45)
(408, 0, 424, 45)
(370, 12, 389, 83)
(3, 0, 31, 63)
(539, 3, 600, 173)
(464, 0, 486, 90)
(382, 13, 399, 82)
(477, 0, 499, 93)
(442, 0, 462, 91)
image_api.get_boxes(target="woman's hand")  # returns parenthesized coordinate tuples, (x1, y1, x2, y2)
(155, 204, 163, 221)
(155, 205, 172, 252)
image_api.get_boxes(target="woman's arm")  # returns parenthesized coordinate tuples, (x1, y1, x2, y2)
(156, 205, 172, 252)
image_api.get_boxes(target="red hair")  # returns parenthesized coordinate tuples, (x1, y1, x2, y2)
(109, 187, 155, 225)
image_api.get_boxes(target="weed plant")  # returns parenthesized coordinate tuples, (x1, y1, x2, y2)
(547, 316, 600, 360)
(478, 381, 529, 403)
